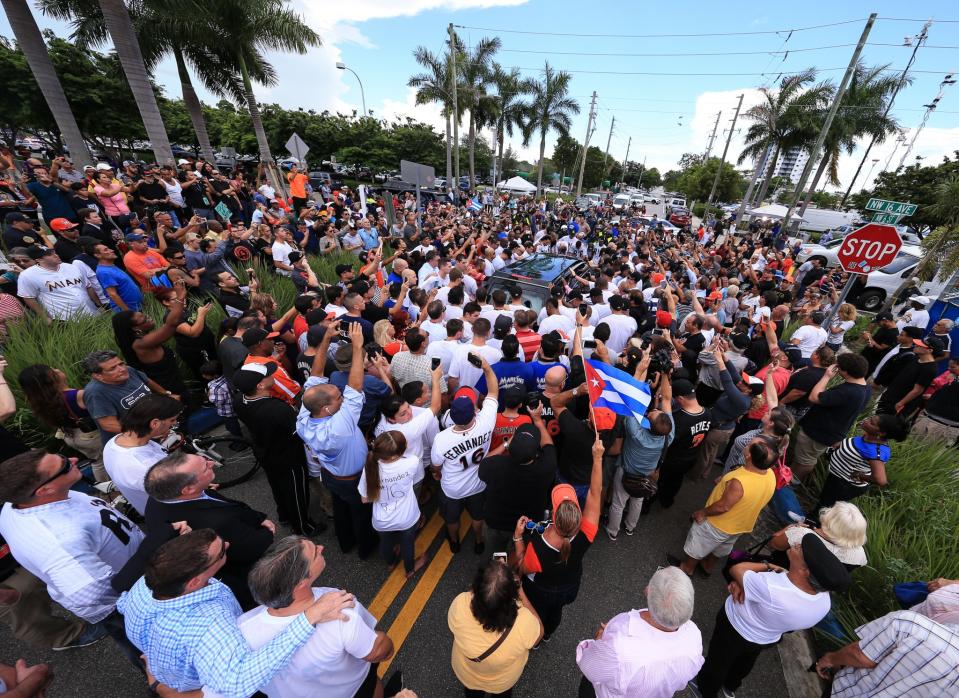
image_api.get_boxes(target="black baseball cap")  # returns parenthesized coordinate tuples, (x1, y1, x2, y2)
(875, 311, 894, 322)
(508, 424, 541, 463)
(232, 362, 277, 394)
(4, 212, 29, 224)
(241, 328, 280, 347)
(671, 378, 696, 397)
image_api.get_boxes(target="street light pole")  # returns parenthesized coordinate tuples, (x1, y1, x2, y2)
(336, 62, 367, 116)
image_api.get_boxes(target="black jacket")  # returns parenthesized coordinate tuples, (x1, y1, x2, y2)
(112, 490, 272, 609)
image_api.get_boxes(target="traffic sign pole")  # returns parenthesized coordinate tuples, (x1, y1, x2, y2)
(824, 222, 904, 325)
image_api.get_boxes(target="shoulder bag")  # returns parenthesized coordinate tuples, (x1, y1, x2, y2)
(468, 622, 514, 663)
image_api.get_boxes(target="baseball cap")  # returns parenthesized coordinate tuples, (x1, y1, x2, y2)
(26, 246, 55, 260)
(773, 270, 784, 279)
(241, 328, 280, 347)
(925, 336, 947, 353)
(288, 251, 304, 263)
(335, 263, 353, 276)
(177, 159, 190, 165)
(656, 310, 673, 328)
(125, 232, 147, 242)
(493, 314, 513, 335)
(875, 310, 894, 322)
(802, 534, 851, 593)
(551, 483, 581, 515)
(911, 338, 929, 349)
(232, 362, 277, 394)
(912, 295, 932, 306)
(609, 296, 627, 311)
(449, 396, 476, 425)
(730, 332, 751, 352)
(508, 424, 541, 463)
(671, 378, 696, 397)
(783, 346, 804, 366)
(453, 386, 479, 405)
(184, 232, 201, 242)
(49, 218, 78, 232)
(4, 212, 28, 224)
(94, 162, 113, 171)
(743, 374, 766, 395)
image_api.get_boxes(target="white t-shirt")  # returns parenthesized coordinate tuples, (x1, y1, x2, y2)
(0, 491, 143, 622)
(603, 313, 639, 354)
(373, 406, 439, 476)
(16, 262, 98, 320)
(827, 319, 855, 346)
(258, 184, 277, 200)
(448, 345, 502, 389)
(358, 455, 421, 531)
(236, 587, 377, 698)
(431, 397, 498, 500)
(163, 178, 184, 207)
(751, 305, 771, 325)
(791, 325, 828, 358)
(272, 240, 294, 277)
(426, 340, 464, 375)
(419, 319, 447, 345)
(538, 313, 575, 337)
(102, 437, 167, 515)
(726, 570, 831, 644)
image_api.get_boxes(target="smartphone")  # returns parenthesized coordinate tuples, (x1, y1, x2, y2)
(467, 353, 483, 368)
(431, 357, 442, 370)
(583, 339, 597, 349)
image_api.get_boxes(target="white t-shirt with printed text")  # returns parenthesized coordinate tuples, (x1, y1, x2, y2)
(431, 398, 498, 500)
(358, 455, 421, 531)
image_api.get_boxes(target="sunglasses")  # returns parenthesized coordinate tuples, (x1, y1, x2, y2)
(33, 454, 73, 495)
(525, 519, 550, 534)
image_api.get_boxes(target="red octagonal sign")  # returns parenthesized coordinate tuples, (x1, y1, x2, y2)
(836, 223, 903, 274)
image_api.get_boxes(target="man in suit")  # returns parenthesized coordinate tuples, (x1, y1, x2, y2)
(113, 451, 275, 609)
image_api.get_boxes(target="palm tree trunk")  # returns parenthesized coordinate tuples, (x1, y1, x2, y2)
(2, 0, 92, 167)
(98, 0, 173, 165)
(798, 152, 831, 217)
(236, 53, 283, 197)
(467, 112, 476, 190)
(173, 47, 215, 163)
(445, 113, 452, 192)
(452, 113, 460, 185)
(537, 134, 546, 194)
(753, 143, 781, 207)
(497, 125, 505, 184)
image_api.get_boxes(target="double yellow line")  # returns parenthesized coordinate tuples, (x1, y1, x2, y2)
(368, 511, 471, 677)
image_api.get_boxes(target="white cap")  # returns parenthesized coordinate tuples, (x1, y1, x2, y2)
(177, 159, 190, 165)
(912, 296, 932, 306)
(94, 162, 112, 171)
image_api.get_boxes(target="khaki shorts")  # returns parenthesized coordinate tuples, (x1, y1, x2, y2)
(792, 427, 830, 469)
(683, 519, 739, 560)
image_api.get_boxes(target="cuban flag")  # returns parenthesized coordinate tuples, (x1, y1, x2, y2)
(467, 197, 482, 213)
(584, 359, 652, 429)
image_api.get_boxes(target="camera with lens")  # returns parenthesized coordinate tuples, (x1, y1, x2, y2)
(647, 347, 674, 380)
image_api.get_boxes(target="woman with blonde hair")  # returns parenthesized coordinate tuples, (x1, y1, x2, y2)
(512, 436, 604, 644)
(769, 500, 867, 569)
(358, 430, 426, 578)
(826, 303, 857, 353)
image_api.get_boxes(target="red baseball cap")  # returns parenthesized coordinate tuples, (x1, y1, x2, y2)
(551, 484, 581, 514)
(656, 310, 673, 328)
(49, 218, 78, 232)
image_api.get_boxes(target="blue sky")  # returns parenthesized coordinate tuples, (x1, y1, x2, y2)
(3, 0, 958, 191)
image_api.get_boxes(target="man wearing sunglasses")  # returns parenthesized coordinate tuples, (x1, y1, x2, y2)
(0, 449, 144, 661)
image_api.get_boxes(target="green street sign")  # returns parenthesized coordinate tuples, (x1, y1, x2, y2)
(872, 212, 901, 224)
(865, 198, 917, 216)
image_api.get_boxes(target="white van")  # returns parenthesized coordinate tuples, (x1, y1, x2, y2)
(666, 197, 686, 212)
(612, 193, 631, 210)
(852, 244, 947, 311)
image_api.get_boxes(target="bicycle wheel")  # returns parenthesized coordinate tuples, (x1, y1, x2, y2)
(191, 436, 261, 489)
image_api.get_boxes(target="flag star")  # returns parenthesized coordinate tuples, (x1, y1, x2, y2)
(591, 378, 600, 387)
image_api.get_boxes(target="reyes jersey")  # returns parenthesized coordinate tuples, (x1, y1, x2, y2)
(430, 398, 498, 500)
(0, 491, 143, 621)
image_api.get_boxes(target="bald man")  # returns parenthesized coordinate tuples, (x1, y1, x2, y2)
(295, 322, 377, 558)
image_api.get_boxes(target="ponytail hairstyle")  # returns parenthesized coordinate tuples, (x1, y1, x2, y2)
(363, 430, 408, 502)
(767, 406, 795, 452)
(553, 501, 582, 563)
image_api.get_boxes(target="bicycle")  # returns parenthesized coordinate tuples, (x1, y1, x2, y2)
(178, 431, 262, 489)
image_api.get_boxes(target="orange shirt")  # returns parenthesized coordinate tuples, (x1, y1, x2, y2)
(242, 355, 302, 405)
(288, 172, 309, 199)
(123, 249, 168, 289)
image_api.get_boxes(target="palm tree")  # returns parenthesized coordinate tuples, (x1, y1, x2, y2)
(522, 61, 579, 194)
(797, 63, 903, 216)
(488, 64, 533, 184)
(199, 0, 321, 192)
(97, 0, 173, 163)
(738, 69, 820, 207)
(1, 0, 92, 165)
(408, 46, 454, 190)
(454, 35, 503, 189)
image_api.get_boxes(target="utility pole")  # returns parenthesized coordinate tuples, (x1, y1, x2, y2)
(636, 156, 647, 189)
(705, 94, 744, 215)
(897, 70, 956, 170)
(703, 111, 721, 164)
(733, 143, 771, 231)
(840, 19, 932, 205)
(779, 13, 876, 239)
(448, 23, 460, 186)
(623, 136, 632, 187)
(576, 91, 598, 197)
(602, 116, 615, 175)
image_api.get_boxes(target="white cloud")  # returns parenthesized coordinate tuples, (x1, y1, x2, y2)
(298, 0, 528, 24)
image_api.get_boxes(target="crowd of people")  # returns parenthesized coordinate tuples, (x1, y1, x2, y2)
(0, 153, 957, 697)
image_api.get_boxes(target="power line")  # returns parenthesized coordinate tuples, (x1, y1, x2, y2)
(453, 18, 865, 38)
(459, 64, 954, 76)
(496, 42, 959, 58)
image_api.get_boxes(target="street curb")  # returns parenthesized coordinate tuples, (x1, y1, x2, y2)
(779, 629, 825, 698)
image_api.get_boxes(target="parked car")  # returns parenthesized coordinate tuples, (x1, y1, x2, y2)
(668, 207, 692, 227)
(612, 193, 632, 211)
(846, 245, 947, 311)
(483, 253, 589, 314)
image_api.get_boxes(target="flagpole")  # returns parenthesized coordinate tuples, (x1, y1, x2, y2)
(574, 324, 599, 431)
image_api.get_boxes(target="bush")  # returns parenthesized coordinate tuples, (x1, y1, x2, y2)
(0, 247, 367, 446)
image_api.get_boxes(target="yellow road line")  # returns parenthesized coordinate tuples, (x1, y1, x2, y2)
(367, 511, 444, 620)
(378, 513, 470, 677)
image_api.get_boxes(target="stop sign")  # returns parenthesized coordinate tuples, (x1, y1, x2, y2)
(835, 223, 903, 274)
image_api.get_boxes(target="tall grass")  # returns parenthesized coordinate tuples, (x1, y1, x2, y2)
(0, 249, 368, 447)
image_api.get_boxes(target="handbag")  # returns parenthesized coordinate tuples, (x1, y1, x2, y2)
(621, 471, 658, 499)
(468, 622, 514, 663)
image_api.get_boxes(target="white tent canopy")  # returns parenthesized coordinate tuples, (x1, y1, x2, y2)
(496, 176, 537, 193)
(746, 203, 806, 222)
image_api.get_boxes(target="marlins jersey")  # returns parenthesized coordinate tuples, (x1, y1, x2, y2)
(0, 491, 143, 622)
(431, 398, 498, 500)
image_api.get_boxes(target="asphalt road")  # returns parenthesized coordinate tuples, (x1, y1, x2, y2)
(0, 459, 793, 698)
